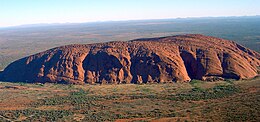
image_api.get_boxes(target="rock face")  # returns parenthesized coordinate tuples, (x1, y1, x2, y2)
(0, 34, 259, 84)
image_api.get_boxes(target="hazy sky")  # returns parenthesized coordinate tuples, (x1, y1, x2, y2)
(1, 0, 260, 27)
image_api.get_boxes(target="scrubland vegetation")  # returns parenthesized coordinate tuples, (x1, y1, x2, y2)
(0, 77, 259, 121)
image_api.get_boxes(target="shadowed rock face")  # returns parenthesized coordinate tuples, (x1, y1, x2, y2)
(0, 34, 259, 84)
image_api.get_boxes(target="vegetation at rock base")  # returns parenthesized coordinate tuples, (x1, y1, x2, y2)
(0, 77, 259, 121)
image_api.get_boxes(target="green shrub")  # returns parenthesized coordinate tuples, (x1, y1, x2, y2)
(0, 109, 72, 121)
(168, 85, 239, 101)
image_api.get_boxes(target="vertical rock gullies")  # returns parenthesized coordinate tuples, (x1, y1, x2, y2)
(180, 50, 197, 79)
(83, 51, 123, 84)
(0, 34, 259, 84)
(130, 51, 162, 83)
(82, 45, 133, 84)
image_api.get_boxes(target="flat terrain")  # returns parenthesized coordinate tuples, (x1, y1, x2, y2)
(0, 77, 259, 121)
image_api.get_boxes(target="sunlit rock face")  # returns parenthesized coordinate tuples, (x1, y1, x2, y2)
(1, 34, 259, 84)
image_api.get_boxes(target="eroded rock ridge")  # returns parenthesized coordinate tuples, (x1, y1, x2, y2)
(1, 34, 259, 84)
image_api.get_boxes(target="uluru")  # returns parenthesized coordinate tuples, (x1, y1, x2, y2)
(0, 34, 259, 84)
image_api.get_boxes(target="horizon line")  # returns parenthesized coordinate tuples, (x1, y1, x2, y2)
(1, 15, 260, 29)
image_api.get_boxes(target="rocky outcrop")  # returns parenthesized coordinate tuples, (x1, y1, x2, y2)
(0, 34, 259, 84)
